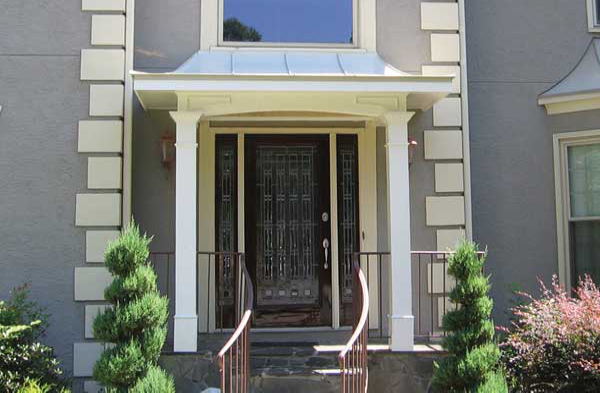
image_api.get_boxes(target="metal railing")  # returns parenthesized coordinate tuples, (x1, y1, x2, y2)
(217, 253, 253, 393)
(339, 253, 370, 393)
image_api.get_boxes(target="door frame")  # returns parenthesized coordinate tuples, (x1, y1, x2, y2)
(198, 124, 378, 332)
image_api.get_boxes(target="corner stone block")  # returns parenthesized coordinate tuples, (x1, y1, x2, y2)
(86, 230, 120, 263)
(433, 97, 462, 127)
(425, 196, 465, 226)
(73, 342, 105, 377)
(85, 304, 111, 338)
(89, 85, 124, 117)
(421, 2, 459, 31)
(91, 15, 126, 46)
(82, 0, 126, 12)
(431, 33, 461, 62)
(78, 120, 123, 153)
(75, 193, 121, 226)
(74, 267, 113, 301)
(436, 228, 467, 252)
(81, 49, 125, 81)
(87, 157, 123, 189)
(435, 163, 464, 193)
(424, 130, 463, 160)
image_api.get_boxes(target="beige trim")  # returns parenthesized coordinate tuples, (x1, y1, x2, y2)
(73, 342, 106, 377)
(91, 15, 125, 46)
(553, 129, 600, 290)
(85, 230, 119, 263)
(430, 34, 460, 63)
(78, 120, 123, 153)
(122, 0, 135, 226)
(541, 96, 600, 115)
(587, 0, 600, 32)
(74, 267, 113, 301)
(425, 196, 466, 226)
(80, 49, 125, 81)
(421, 2, 459, 31)
(330, 134, 341, 329)
(87, 157, 122, 189)
(422, 65, 461, 94)
(424, 130, 463, 160)
(75, 194, 122, 226)
(433, 97, 462, 127)
(82, 0, 125, 12)
(436, 228, 466, 252)
(84, 305, 110, 338)
(89, 85, 124, 117)
(359, 121, 379, 329)
(435, 163, 464, 193)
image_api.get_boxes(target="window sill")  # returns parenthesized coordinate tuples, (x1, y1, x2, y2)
(210, 46, 368, 53)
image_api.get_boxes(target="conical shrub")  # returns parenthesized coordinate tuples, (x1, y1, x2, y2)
(432, 241, 507, 392)
(92, 223, 174, 392)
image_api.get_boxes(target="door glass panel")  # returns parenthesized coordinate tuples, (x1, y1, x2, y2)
(256, 146, 320, 306)
(216, 136, 237, 328)
(337, 136, 359, 325)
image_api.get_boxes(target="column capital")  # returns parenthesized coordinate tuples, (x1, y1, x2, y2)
(383, 111, 415, 126)
(169, 110, 204, 125)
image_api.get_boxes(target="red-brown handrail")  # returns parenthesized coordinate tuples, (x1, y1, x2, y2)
(217, 253, 253, 393)
(339, 253, 369, 393)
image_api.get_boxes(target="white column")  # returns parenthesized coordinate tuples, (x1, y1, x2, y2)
(170, 111, 203, 352)
(384, 111, 415, 351)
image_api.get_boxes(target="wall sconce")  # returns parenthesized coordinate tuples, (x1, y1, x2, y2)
(159, 130, 175, 171)
(408, 138, 418, 165)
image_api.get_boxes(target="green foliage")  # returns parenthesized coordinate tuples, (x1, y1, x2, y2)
(223, 17, 262, 42)
(0, 284, 70, 392)
(129, 366, 175, 393)
(92, 222, 174, 391)
(432, 242, 504, 392)
(477, 370, 508, 393)
(17, 378, 71, 393)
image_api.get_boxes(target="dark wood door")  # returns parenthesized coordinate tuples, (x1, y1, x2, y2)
(245, 135, 332, 327)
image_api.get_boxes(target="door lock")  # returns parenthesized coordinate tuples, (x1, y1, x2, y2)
(323, 238, 330, 269)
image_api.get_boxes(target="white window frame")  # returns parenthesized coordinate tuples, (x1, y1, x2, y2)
(587, 0, 600, 33)
(200, 0, 376, 51)
(553, 129, 600, 291)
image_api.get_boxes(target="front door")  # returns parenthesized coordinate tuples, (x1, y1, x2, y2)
(245, 135, 332, 327)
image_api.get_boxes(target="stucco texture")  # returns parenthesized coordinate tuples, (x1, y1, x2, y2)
(0, 0, 91, 381)
(466, 0, 600, 325)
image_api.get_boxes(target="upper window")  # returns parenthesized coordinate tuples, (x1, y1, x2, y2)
(587, 0, 600, 32)
(220, 0, 355, 46)
(555, 133, 600, 290)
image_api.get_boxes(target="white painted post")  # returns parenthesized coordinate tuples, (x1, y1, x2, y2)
(170, 111, 203, 352)
(384, 111, 415, 351)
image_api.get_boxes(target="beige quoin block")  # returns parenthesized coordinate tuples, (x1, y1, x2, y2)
(73, 343, 106, 377)
(424, 130, 463, 160)
(81, 49, 125, 81)
(91, 15, 125, 46)
(82, 0, 126, 12)
(75, 194, 121, 226)
(421, 2, 459, 31)
(74, 267, 113, 301)
(85, 305, 110, 338)
(433, 97, 462, 127)
(83, 381, 103, 393)
(86, 230, 120, 262)
(88, 157, 122, 189)
(427, 263, 456, 294)
(422, 65, 461, 94)
(431, 34, 461, 62)
(435, 163, 464, 192)
(78, 120, 123, 153)
(89, 85, 124, 117)
(426, 196, 465, 226)
(437, 228, 466, 252)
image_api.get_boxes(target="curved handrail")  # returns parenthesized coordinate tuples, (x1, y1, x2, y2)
(338, 255, 370, 393)
(217, 254, 253, 393)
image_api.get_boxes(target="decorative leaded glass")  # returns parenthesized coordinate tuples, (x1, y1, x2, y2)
(255, 145, 320, 306)
(337, 136, 359, 313)
(216, 137, 237, 307)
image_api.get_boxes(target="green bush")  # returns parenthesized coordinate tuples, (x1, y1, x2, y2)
(17, 378, 70, 393)
(432, 242, 505, 392)
(0, 284, 70, 392)
(92, 223, 174, 392)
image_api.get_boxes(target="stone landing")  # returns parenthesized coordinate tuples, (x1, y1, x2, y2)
(159, 342, 445, 393)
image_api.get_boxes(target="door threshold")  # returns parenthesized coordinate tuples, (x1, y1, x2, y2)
(251, 326, 352, 333)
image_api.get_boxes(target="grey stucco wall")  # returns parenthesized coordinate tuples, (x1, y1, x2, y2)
(0, 0, 90, 382)
(466, 0, 600, 325)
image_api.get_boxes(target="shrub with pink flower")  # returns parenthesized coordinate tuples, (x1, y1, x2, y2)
(500, 275, 600, 392)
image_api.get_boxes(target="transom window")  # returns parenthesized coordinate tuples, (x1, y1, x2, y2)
(220, 0, 355, 46)
(555, 133, 600, 290)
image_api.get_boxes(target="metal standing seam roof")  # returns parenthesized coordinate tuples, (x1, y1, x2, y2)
(172, 50, 412, 77)
(539, 39, 600, 102)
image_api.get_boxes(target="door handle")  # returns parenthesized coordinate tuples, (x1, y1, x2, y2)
(323, 238, 330, 269)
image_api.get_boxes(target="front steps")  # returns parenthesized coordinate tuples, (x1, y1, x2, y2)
(159, 333, 444, 393)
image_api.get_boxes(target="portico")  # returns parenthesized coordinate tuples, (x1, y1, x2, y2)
(133, 50, 454, 353)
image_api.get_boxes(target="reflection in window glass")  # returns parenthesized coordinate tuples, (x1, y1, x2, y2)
(596, 0, 600, 25)
(568, 144, 600, 217)
(223, 0, 354, 44)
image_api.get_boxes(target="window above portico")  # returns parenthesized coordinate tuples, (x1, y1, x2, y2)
(200, 0, 376, 51)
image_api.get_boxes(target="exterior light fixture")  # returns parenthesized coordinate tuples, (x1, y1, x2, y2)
(408, 138, 418, 165)
(159, 130, 175, 171)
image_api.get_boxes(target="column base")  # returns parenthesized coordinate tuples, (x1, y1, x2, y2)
(389, 314, 414, 352)
(174, 314, 198, 352)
